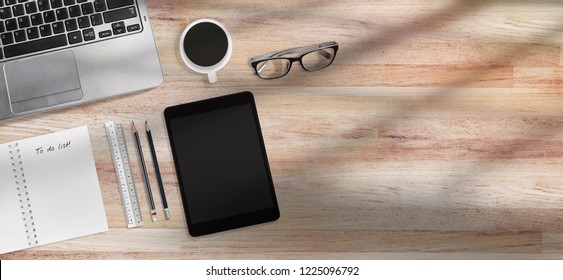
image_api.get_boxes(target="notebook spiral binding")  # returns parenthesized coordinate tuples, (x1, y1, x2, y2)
(8, 142, 38, 247)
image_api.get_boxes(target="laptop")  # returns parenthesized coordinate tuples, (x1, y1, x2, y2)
(0, 0, 163, 121)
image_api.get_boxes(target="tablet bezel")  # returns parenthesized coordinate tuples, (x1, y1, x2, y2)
(164, 91, 279, 236)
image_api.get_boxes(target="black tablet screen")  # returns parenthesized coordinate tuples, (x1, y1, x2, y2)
(168, 103, 274, 224)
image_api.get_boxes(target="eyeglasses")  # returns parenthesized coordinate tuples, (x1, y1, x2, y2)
(250, 41, 339, 79)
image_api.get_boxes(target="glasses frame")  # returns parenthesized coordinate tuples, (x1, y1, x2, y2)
(250, 41, 339, 79)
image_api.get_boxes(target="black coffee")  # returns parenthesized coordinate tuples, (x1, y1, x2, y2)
(183, 22, 229, 67)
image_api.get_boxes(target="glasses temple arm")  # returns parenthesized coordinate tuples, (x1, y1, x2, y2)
(251, 42, 337, 62)
(317, 49, 333, 59)
(257, 60, 270, 74)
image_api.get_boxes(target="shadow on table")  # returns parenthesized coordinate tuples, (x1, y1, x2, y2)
(228, 0, 563, 253)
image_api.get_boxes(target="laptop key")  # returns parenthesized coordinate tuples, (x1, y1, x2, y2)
(6, 0, 17, 6)
(0, 7, 11, 19)
(77, 15, 89, 28)
(113, 26, 124, 35)
(1, 32, 14, 45)
(111, 21, 124, 29)
(39, 24, 52, 36)
(52, 21, 64, 33)
(43, 10, 55, 22)
(50, 0, 63, 9)
(68, 4, 80, 17)
(4, 33, 68, 58)
(112, 21, 125, 35)
(90, 13, 102, 26)
(17, 15, 30, 28)
(55, 7, 68, 20)
(127, 24, 140, 32)
(14, 29, 26, 42)
(107, 0, 134, 10)
(64, 18, 77, 31)
(81, 2, 93, 15)
(31, 13, 42, 25)
(37, 0, 50, 12)
(93, 0, 106, 12)
(82, 27, 94, 41)
(25, 2, 37, 14)
(67, 30, 81, 44)
(98, 29, 111, 38)
(12, 4, 24, 17)
(26, 26, 39, 39)
(103, 6, 136, 23)
(5, 18, 16, 31)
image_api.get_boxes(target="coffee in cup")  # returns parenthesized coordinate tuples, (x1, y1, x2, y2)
(179, 19, 233, 83)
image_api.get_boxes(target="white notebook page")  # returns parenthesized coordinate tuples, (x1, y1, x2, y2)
(0, 126, 107, 254)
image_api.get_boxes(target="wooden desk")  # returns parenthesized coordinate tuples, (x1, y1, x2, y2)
(2, 0, 563, 259)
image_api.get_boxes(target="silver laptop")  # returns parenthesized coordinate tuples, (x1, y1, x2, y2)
(0, 0, 163, 121)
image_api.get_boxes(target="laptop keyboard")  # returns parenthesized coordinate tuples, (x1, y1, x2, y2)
(0, 0, 143, 61)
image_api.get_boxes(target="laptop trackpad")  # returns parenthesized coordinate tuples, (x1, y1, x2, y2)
(4, 51, 83, 114)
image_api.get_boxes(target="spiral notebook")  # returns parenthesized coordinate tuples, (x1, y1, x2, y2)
(0, 126, 108, 254)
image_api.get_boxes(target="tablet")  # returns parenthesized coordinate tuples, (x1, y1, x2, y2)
(164, 91, 279, 236)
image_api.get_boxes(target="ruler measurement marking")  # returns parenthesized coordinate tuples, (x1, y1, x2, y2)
(105, 121, 143, 228)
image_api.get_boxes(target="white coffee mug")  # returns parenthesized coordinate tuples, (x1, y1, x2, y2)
(179, 18, 233, 83)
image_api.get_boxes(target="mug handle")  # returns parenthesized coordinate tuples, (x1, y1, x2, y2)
(207, 72, 217, 83)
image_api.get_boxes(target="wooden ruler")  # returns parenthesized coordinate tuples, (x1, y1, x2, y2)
(105, 121, 143, 228)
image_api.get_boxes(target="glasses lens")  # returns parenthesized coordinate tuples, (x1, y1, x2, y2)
(301, 48, 336, 71)
(255, 58, 291, 79)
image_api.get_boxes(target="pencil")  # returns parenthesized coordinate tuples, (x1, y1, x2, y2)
(145, 121, 170, 220)
(131, 121, 157, 222)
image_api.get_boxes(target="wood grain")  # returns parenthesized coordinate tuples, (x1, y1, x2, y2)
(2, 0, 563, 259)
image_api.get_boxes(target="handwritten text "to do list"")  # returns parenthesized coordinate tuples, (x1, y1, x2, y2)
(35, 141, 71, 155)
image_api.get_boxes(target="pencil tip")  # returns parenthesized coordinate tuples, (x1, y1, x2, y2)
(131, 121, 137, 132)
(145, 120, 150, 132)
